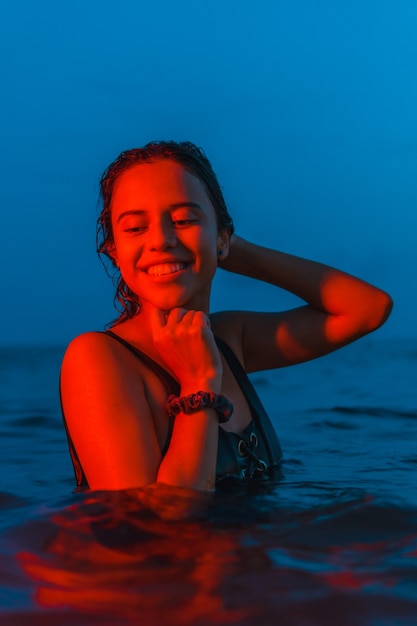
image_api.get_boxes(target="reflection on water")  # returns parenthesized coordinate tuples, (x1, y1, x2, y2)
(2, 482, 417, 626)
(16, 486, 248, 625)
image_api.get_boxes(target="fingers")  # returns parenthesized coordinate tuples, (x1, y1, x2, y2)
(165, 308, 210, 328)
(194, 311, 211, 328)
(149, 306, 193, 329)
(149, 306, 212, 343)
(165, 308, 190, 325)
(148, 306, 220, 384)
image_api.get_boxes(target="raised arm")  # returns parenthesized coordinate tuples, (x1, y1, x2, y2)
(214, 236, 393, 372)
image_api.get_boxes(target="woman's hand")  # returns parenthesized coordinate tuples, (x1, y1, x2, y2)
(149, 307, 223, 394)
(148, 306, 222, 489)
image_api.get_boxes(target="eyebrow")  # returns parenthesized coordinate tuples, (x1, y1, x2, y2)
(116, 202, 203, 224)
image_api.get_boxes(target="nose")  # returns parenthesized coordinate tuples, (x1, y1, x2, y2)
(148, 219, 177, 250)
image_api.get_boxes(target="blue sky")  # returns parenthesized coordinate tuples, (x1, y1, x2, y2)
(1, 0, 416, 344)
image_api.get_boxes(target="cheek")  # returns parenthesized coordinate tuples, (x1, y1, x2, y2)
(198, 222, 218, 250)
(197, 234, 217, 266)
(199, 241, 218, 277)
(112, 234, 139, 261)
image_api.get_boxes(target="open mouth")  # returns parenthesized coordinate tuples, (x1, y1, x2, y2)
(146, 262, 189, 277)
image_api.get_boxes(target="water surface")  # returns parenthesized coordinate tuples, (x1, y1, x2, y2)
(0, 338, 416, 625)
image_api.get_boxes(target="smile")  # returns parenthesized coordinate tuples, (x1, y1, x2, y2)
(146, 262, 188, 277)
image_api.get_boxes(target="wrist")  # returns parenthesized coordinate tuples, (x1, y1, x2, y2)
(166, 391, 234, 424)
(180, 377, 222, 396)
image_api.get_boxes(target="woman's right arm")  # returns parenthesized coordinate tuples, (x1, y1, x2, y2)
(61, 310, 222, 492)
(61, 332, 163, 490)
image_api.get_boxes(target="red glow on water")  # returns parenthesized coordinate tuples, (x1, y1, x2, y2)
(16, 492, 250, 624)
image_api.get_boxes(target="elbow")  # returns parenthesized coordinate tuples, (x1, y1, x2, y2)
(355, 289, 393, 338)
(323, 274, 393, 339)
(326, 288, 393, 345)
(382, 291, 394, 323)
(369, 289, 393, 332)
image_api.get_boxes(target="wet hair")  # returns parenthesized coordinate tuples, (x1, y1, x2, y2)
(97, 140, 234, 324)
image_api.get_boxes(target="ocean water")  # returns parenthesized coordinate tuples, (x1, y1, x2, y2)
(0, 336, 416, 625)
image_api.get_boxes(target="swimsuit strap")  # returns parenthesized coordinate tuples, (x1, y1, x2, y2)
(104, 330, 180, 396)
(105, 331, 250, 404)
(103, 330, 180, 458)
(214, 335, 277, 466)
(103, 331, 279, 467)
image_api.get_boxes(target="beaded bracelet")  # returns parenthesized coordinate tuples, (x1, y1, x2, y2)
(165, 391, 234, 424)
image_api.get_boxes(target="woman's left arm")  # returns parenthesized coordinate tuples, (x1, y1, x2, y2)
(213, 236, 393, 372)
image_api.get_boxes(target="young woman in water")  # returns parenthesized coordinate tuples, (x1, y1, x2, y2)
(60, 141, 392, 492)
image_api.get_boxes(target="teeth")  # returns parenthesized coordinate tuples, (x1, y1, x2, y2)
(147, 263, 186, 277)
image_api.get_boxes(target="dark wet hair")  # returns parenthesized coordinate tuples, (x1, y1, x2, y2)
(97, 140, 234, 324)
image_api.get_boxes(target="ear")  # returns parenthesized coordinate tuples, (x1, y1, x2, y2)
(216, 229, 230, 260)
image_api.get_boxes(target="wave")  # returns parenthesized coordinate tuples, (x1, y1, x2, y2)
(307, 406, 417, 419)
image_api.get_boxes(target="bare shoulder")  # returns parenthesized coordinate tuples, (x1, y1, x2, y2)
(62, 330, 137, 379)
(62, 330, 115, 365)
(62, 332, 121, 394)
(61, 330, 147, 407)
(61, 331, 161, 490)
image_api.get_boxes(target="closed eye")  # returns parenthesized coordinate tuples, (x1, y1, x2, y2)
(172, 219, 198, 227)
(123, 226, 147, 233)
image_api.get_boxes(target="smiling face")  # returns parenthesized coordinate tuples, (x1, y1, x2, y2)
(110, 160, 228, 315)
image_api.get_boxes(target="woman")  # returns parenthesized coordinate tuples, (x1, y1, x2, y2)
(61, 141, 392, 492)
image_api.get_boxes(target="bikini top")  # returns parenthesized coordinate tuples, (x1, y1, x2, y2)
(61, 331, 283, 489)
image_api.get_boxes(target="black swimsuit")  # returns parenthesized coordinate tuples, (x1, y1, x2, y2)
(62, 331, 283, 489)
